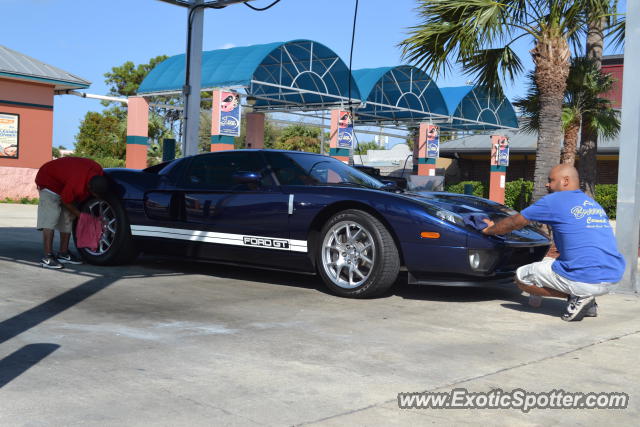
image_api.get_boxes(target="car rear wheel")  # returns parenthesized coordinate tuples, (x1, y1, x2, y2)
(75, 195, 138, 265)
(317, 209, 399, 298)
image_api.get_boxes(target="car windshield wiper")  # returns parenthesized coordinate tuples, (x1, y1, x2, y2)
(317, 181, 379, 190)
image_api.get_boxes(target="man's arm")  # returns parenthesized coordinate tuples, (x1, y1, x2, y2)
(63, 202, 81, 219)
(482, 213, 530, 235)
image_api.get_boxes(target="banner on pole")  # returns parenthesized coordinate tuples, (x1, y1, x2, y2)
(219, 91, 241, 137)
(426, 124, 439, 158)
(337, 111, 353, 149)
(491, 135, 509, 167)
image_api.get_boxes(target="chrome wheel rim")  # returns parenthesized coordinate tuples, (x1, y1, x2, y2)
(321, 221, 376, 289)
(85, 200, 116, 256)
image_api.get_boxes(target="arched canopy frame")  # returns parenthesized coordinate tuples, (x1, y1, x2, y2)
(138, 39, 363, 111)
(352, 66, 450, 126)
(440, 86, 518, 131)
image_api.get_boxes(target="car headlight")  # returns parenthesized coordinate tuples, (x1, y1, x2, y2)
(434, 209, 465, 227)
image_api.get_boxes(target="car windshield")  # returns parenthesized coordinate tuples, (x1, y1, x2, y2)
(266, 152, 386, 189)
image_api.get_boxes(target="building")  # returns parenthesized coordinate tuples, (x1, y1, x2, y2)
(438, 54, 624, 186)
(0, 45, 90, 199)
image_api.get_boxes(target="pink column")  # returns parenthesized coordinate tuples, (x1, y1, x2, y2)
(210, 89, 235, 152)
(245, 112, 265, 149)
(489, 135, 508, 204)
(126, 97, 149, 169)
(329, 110, 349, 163)
(417, 123, 437, 176)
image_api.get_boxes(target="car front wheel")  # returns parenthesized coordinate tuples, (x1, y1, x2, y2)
(74, 195, 138, 265)
(317, 209, 399, 298)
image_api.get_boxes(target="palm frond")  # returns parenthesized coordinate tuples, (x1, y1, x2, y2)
(461, 46, 524, 90)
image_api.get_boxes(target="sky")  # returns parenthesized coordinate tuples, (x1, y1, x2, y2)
(0, 0, 626, 149)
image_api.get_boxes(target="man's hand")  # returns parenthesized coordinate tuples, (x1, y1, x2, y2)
(482, 213, 530, 235)
(63, 202, 81, 219)
(481, 218, 495, 233)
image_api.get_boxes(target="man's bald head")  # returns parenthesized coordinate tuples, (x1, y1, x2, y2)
(547, 164, 580, 193)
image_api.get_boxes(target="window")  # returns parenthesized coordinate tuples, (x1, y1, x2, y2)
(183, 152, 273, 190)
(264, 152, 384, 189)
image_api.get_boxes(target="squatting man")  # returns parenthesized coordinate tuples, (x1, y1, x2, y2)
(481, 164, 625, 322)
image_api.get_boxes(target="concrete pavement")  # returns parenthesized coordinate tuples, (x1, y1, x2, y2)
(0, 204, 638, 426)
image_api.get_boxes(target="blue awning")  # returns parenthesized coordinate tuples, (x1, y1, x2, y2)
(138, 39, 360, 110)
(353, 66, 448, 124)
(440, 86, 518, 130)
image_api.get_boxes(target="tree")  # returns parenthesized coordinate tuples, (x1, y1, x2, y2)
(74, 110, 126, 160)
(355, 141, 383, 155)
(275, 124, 321, 153)
(400, 0, 592, 201)
(578, 1, 624, 196)
(515, 57, 620, 166)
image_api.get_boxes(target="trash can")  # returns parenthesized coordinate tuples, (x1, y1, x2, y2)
(463, 183, 474, 195)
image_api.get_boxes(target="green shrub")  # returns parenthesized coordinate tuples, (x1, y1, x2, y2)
(504, 179, 534, 210)
(444, 181, 485, 198)
(92, 157, 126, 168)
(594, 184, 617, 219)
(1, 197, 39, 204)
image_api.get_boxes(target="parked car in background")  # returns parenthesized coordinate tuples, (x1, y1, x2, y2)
(78, 150, 550, 298)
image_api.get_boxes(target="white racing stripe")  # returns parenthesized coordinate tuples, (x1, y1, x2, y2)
(130, 225, 308, 253)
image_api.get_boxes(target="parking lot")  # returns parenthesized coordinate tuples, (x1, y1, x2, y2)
(1, 203, 639, 426)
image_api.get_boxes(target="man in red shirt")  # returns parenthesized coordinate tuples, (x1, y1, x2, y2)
(35, 157, 108, 269)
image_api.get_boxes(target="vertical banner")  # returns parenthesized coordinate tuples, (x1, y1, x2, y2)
(337, 111, 353, 149)
(0, 113, 19, 158)
(491, 135, 509, 167)
(219, 91, 241, 137)
(426, 124, 439, 158)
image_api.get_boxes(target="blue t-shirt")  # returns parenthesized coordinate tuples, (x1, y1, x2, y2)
(521, 190, 625, 284)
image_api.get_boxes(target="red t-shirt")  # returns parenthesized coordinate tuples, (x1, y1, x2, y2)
(35, 157, 104, 204)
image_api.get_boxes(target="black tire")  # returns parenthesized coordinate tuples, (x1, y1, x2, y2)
(74, 194, 138, 265)
(316, 209, 400, 298)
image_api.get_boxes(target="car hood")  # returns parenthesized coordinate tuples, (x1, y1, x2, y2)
(397, 191, 550, 245)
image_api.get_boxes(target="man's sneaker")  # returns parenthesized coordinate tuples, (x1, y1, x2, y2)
(41, 254, 64, 269)
(562, 295, 595, 322)
(566, 296, 598, 318)
(56, 252, 83, 265)
(585, 300, 598, 317)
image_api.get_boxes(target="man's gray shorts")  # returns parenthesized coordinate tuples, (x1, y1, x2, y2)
(516, 259, 616, 297)
(37, 189, 73, 233)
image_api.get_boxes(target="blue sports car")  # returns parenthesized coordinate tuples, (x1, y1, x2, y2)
(78, 150, 550, 298)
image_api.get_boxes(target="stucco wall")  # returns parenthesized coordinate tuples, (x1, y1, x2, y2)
(0, 79, 54, 169)
(0, 166, 38, 199)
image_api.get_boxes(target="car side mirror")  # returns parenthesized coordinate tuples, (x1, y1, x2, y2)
(232, 171, 261, 185)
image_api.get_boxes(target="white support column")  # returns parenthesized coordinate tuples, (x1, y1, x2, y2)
(615, 0, 640, 293)
(183, 0, 204, 156)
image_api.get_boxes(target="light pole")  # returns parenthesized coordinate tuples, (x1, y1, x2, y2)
(156, 0, 253, 156)
(615, 0, 640, 293)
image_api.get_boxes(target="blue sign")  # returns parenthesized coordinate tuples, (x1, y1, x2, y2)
(219, 91, 241, 137)
(426, 125, 439, 158)
(337, 111, 353, 149)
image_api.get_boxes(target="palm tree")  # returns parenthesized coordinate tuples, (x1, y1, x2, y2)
(578, 0, 625, 196)
(515, 57, 620, 166)
(400, 1, 590, 201)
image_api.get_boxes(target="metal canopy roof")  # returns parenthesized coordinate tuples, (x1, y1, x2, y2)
(138, 39, 361, 111)
(0, 45, 90, 90)
(440, 86, 518, 131)
(352, 66, 449, 125)
(138, 40, 518, 131)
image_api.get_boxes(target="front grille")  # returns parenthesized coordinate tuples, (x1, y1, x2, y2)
(496, 245, 549, 273)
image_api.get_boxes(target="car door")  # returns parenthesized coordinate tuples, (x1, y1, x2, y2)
(177, 151, 299, 267)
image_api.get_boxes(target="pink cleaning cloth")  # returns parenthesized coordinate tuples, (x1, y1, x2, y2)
(76, 212, 103, 251)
